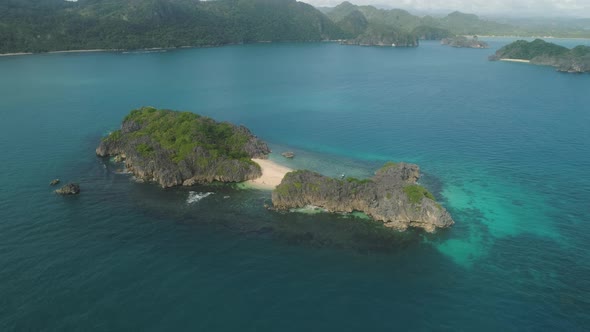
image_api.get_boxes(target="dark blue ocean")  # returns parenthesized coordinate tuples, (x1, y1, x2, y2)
(1, 39, 589, 331)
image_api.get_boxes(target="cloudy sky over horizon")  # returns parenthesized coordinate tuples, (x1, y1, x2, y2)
(305, 0, 590, 17)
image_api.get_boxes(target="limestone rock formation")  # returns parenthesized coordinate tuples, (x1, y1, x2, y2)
(55, 183, 80, 195)
(272, 162, 454, 232)
(97, 107, 270, 188)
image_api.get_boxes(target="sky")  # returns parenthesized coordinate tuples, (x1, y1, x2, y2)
(306, 0, 590, 17)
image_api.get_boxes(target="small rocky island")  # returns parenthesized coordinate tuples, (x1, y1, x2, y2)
(98, 107, 454, 233)
(96, 107, 270, 187)
(55, 183, 80, 195)
(272, 162, 454, 232)
(441, 36, 488, 49)
(490, 39, 590, 73)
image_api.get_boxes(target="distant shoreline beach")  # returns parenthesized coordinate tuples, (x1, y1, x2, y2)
(499, 58, 531, 63)
(0, 47, 189, 57)
(0, 49, 113, 57)
(0, 52, 33, 57)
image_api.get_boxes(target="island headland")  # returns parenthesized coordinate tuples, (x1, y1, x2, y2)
(490, 39, 590, 73)
(98, 107, 454, 232)
(272, 162, 454, 232)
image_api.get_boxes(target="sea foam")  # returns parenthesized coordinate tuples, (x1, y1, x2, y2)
(187, 191, 214, 204)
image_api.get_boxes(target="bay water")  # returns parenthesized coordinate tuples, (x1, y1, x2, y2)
(1, 39, 589, 330)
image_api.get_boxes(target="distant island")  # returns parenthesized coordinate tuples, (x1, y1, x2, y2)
(273, 162, 454, 232)
(2, 0, 589, 55)
(340, 24, 419, 47)
(98, 107, 454, 232)
(96, 107, 270, 188)
(441, 36, 488, 49)
(490, 39, 590, 73)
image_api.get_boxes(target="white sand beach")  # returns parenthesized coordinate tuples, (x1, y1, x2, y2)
(500, 58, 531, 63)
(0, 49, 110, 57)
(246, 158, 292, 190)
(0, 52, 33, 57)
(49, 49, 111, 54)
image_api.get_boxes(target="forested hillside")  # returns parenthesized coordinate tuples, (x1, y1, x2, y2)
(324, 1, 590, 40)
(0, 0, 344, 53)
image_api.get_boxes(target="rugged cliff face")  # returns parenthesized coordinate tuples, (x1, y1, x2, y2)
(272, 162, 454, 232)
(96, 107, 270, 188)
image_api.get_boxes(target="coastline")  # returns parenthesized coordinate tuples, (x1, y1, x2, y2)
(2, 36, 590, 58)
(246, 158, 292, 190)
(0, 47, 180, 57)
(0, 49, 115, 57)
(0, 52, 33, 57)
(499, 58, 531, 63)
(0, 41, 314, 57)
(48, 49, 113, 54)
(476, 35, 590, 40)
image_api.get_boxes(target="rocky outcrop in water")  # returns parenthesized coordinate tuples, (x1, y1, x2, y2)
(55, 183, 80, 195)
(96, 107, 270, 188)
(272, 162, 454, 232)
(50, 179, 60, 186)
(441, 36, 488, 49)
(281, 151, 295, 159)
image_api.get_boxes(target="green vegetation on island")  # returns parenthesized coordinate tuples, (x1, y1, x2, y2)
(121, 108, 258, 163)
(403, 184, 436, 204)
(490, 39, 590, 73)
(97, 107, 271, 187)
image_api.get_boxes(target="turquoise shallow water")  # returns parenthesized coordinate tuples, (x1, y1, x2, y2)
(1, 39, 589, 331)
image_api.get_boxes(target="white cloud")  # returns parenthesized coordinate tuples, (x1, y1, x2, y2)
(306, 0, 590, 17)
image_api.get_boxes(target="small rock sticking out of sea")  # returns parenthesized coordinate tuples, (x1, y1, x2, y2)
(55, 183, 81, 195)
